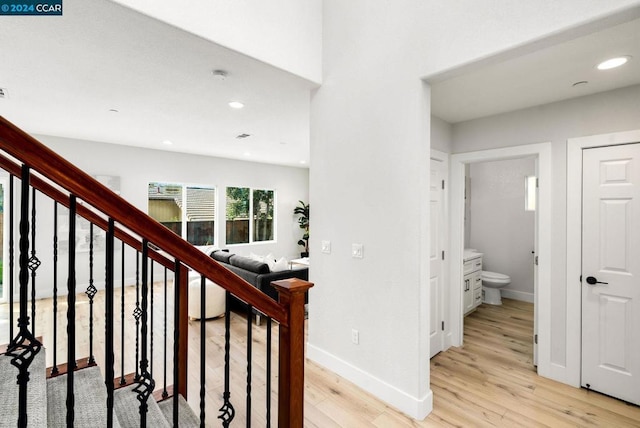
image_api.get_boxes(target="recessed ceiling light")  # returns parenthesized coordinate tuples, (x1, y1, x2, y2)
(597, 56, 631, 70)
(299, 160, 306, 164)
(229, 101, 244, 109)
(236, 133, 251, 139)
(244, 152, 251, 156)
(0, 88, 8, 99)
(572, 81, 588, 87)
(162, 140, 173, 146)
(212, 70, 228, 80)
(108, 108, 119, 113)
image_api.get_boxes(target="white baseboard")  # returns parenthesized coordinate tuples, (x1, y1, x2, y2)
(501, 289, 534, 303)
(307, 343, 433, 420)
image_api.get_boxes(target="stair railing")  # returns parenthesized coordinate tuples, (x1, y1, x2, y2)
(0, 116, 313, 427)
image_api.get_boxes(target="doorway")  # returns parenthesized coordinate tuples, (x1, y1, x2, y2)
(449, 142, 552, 376)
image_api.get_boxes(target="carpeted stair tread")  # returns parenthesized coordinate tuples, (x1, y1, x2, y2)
(158, 395, 200, 428)
(113, 383, 170, 428)
(46, 365, 122, 428)
(0, 347, 47, 428)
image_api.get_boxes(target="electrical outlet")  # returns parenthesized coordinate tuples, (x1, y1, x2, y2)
(321, 240, 331, 254)
(351, 329, 359, 344)
(352, 243, 363, 259)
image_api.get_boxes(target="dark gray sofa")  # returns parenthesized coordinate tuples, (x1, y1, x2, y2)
(210, 250, 309, 319)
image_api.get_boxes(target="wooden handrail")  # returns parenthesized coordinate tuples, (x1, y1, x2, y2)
(0, 116, 287, 324)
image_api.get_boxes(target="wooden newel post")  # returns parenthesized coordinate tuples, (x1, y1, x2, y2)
(272, 278, 313, 428)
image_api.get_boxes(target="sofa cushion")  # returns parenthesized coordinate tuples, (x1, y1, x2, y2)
(230, 255, 270, 274)
(211, 250, 234, 264)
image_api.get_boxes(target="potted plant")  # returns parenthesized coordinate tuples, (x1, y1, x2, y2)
(294, 200, 309, 257)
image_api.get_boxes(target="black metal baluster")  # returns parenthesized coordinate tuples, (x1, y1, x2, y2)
(8, 175, 14, 342)
(6, 166, 42, 428)
(133, 239, 154, 427)
(134, 252, 141, 381)
(150, 260, 154, 378)
(29, 187, 37, 336)
(162, 267, 168, 399)
(246, 304, 253, 427)
(86, 222, 97, 365)
(218, 291, 235, 427)
(173, 260, 181, 427)
(105, 219, 115, 428)
(266, 317, 272, 428)
(51, 201, 59, 376)
(200, 275, 206, 427)
(66, 194, 77, 426)
(120, 241, 126, 386)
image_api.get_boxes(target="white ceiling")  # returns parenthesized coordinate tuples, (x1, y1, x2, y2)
(429, 12, 640, 124)
(0, 0, 316, 167)
(1, 2, 639, 167)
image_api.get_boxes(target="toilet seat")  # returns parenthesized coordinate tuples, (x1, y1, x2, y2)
(481, 270, 510, 284)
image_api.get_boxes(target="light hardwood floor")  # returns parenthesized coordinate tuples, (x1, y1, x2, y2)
(2, 290, 640, 427)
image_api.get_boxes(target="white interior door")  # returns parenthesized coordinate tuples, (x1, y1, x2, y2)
(581, 142, 640, 405)
(429, 155, 446, 358)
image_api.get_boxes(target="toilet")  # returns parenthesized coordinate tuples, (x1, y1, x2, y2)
(481, 271, 511, 305)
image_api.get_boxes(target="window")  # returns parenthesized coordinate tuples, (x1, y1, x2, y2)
(525, 175, 537, 211)
(226, 187, 275, 244)
(148, 182, 216, 245)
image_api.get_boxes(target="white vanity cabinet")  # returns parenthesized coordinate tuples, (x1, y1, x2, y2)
(463, 251, 483, 315)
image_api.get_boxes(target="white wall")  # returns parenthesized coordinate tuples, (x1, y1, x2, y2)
(309, 0, 640, 420)
(452, 84, 640, 371)
(110, 0, 322, 84)
(430, 116, 453, 153)
(4, 135, 308, 299)
(468, 158, 536, 301)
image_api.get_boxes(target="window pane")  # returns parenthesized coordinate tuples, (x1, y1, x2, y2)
(186, 186, 216, 245)
(525, 176, 537, 211)
(253, 189, 274, 242)
(148, 182, 183, 236)
(226, 187, 249, 244)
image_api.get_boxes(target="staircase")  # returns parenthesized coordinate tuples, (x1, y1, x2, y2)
(0, 348, 199, 428)
(0, 115, 312, 427)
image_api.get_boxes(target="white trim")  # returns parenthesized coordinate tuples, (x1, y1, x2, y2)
(449, 142, 552, 377)
(1, 177, 7, 303)
(566, 129, 640, 388)
(307, 344, 433, 420)
(500, 289, 534, 303)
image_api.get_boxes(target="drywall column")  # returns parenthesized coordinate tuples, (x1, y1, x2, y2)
(307, 2, 433, 419)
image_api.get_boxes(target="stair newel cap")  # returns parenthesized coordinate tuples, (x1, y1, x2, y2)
(271, 278, 313, 296)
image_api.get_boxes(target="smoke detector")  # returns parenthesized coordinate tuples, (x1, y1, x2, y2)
(0, 88, 8, 99)
(212, 70, 228, 80)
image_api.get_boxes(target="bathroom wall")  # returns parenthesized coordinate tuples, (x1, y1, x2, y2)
(468, 157, 536, 302)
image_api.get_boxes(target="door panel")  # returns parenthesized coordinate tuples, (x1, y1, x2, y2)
(581, 143, 640, 405)
(430, 156, 445, 358)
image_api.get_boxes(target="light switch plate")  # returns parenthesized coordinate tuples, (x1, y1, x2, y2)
(352, 243, 363, 259)
(321, 240, 331, 254)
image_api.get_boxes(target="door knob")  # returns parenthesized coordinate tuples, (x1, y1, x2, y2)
(586, 276, 608, 285)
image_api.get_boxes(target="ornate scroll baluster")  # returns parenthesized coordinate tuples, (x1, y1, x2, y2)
(6, 166, 42, 428)
(65, 194, 77, 425)
(218, 291, 235, 427)
(51, 201, 59, 376)
(150, 260, 154, 378)
(133, 251, 141, 381)
(134, 239, 154, 427)
(29, 187, 40, 336)
(86, 222, 97, 365)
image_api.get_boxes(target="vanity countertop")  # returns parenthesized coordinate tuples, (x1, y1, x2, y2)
(463, 249, 483, 262)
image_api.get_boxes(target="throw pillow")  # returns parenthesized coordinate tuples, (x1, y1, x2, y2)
(271, 257, 289, 272)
